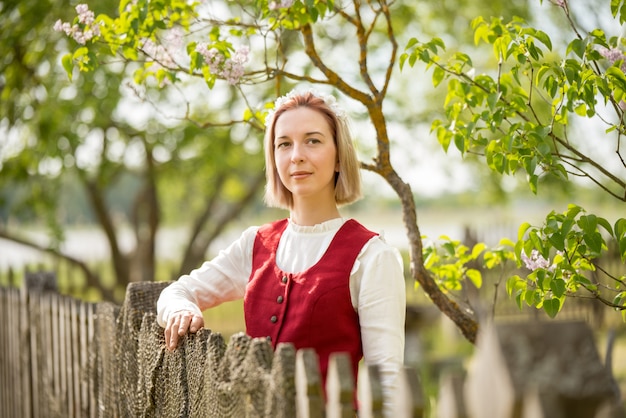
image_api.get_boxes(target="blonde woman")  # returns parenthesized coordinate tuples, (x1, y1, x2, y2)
(157, 89, 405, 414)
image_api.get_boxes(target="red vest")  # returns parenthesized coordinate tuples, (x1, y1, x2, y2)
(244, 219, 377, 386)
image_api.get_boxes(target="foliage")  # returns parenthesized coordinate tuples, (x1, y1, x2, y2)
(424, 237, 488, 291)
(401, 1, 626, 319)
(0, 0, 265, 302)
(508, 204, 626, 319)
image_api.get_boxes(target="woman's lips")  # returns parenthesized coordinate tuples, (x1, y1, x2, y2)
(291, 171, 311, 179)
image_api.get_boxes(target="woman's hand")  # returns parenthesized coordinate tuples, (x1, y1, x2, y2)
(164, 310, 205, 351)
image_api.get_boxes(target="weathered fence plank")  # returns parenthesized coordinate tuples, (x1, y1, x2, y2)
(357, 364, 384, 418)
(9, 287, 22, 417)
(296, 348, 325, 418)
(394, 366, 425, 417)
(20, 284, 32, 418)
(326, 352, 355, 418)
(436, 372, 467, 418)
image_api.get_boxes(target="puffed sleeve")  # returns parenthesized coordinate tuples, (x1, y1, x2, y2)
(156, 226, 258, 328)
(352, 236, 406, 415)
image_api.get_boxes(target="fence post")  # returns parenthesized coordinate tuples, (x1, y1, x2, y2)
(393, 366, 425, 418)
(325, 352, 355, 418)
(23, 271, 58, 418)
(0, 285, 22, 417)
(357, 364, 384, 418)
(116, 281, 171, 417)
(436, 371, 467, 418)
(465, 320, 624, 418)
(296, 348, 325, 418)
(266, 342, 297, 418)
(95, 301, 119, 417)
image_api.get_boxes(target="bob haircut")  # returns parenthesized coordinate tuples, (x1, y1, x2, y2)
(263, 90, 362, 210)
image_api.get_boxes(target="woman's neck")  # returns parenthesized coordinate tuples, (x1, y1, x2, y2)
(289, 199, 341, 226)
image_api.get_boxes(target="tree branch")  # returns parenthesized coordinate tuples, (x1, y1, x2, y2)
(0, 228, 115, 301)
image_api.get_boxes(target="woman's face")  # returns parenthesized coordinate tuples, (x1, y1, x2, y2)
(273, 106, 338, 205)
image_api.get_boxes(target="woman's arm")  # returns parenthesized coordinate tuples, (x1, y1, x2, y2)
(353, 237, 406, 413)
(156, 226, 258, 349)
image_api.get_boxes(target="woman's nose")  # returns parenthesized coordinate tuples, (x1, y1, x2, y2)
(290, 143, 305, 163)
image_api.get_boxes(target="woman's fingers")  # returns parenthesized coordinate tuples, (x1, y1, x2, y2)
(189, 314, 205, 333)
(164, 311, 204, 351)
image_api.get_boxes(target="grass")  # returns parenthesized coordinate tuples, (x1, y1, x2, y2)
(202, 299, 246, 340)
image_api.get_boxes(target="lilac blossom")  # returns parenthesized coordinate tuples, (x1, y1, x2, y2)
(195, 43, 250, 85)
(75, 4, 95, 25)
(142, 39, 176, 68)
(53, 4, 99, 45)
(600, 47, 626, 72)
(269, 0, 295, 10)
(521, 249, 554, 272)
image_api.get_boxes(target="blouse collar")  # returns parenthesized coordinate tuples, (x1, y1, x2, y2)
(287, 217, 345, 234)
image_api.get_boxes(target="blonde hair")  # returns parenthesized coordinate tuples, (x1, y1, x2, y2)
(263, 90, 362, 209)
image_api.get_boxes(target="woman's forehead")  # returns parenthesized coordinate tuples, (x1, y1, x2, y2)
(274, 107, 331, 135)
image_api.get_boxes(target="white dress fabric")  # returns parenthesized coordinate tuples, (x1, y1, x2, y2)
(157, 217, 406, 413)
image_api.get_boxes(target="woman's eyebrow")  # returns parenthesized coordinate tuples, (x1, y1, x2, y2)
(275, 131, 326, 140)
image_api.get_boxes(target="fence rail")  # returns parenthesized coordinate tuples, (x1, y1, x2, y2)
(1, 271, 624, 418)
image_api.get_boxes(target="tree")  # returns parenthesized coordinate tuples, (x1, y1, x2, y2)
(22, 0, 626, 340)
(0, 0, 265, 302)
(400, 0, 626, 321)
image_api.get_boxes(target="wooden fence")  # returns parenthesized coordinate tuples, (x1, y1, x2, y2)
(1, 271, 624, 417)
(0, 272, 424, 417)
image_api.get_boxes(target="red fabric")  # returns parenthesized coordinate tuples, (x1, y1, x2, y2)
(244, 218, 376, 388)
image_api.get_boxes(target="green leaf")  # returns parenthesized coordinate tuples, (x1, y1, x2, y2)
(405, 37, 419, 50)
(506, 275, 524, 297)
(564, 204, 582, 218)
(471, 242, 486, 259)
(518, 222, 532, 241)
(567, 38, 586, 58)
(550, 278, 566, 298)
(525, 287, 538, 306)
(607, 66, 626, 91)
(442, 241, 456, 255)
(515, 290, 525, 310)
(528, 174, 538, 194)
(532, 30, 552, 50)
(61, 53, 74, 81)
(436, 126, 452, 152)
(578, 214, 598, 234)
(433, 66, 445, 87)
(543, 298, 561, 318)
(547, 232, 565, 252)
(613, 291, 626, 308)
(585, 231, 604, 255)
(615, 218, 626, 238)
(619, 237, 626, 261)
(466, 269, 483, 288)
(122, 46, 138, 60)
(399, 52, 409, 70)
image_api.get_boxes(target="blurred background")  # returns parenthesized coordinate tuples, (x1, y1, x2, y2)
(1, 0, 625, 406)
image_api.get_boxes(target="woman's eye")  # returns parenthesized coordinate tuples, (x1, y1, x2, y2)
(276, 141, 290, 149)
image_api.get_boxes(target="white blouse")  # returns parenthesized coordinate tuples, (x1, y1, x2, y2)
(156, 217, 406, 410)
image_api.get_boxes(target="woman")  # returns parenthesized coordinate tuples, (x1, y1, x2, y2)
(156, 89, 406, 412)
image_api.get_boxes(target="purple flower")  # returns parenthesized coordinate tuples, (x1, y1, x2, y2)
(600, 47, 626, 72)
(521, 249, 553, 271)
(195, 43, 249, 85)
(76, 4, 95, 26)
